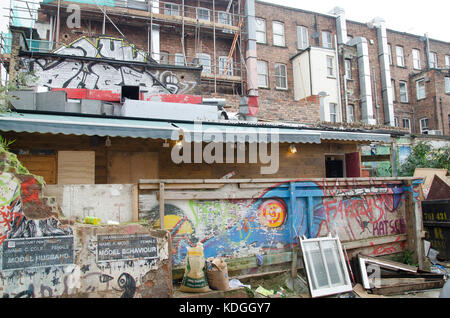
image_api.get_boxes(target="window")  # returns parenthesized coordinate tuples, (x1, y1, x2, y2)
(329, 103, 337, 123)
(327, 56, 334, 77)
(394, 117, 399, 127)
(275, 63, 287, 89)
(218, 11, 231, 25)
(388, 44, 393, 65)
(255, 18, 266, 44)
(416, 79, 426, 100)
(257, 60, 269, 88)
(299, 236, 352, 298)
(402, 118, 411, 132)
(322, 31, 332, 49)
(175, 53, 185, 66)
(429, 52, 438, 68)
(196, 8, 210, 21)
(445, 77, 450, 94)
(273, 21, 285, 47)
(420, 118, 429, 134)
(446, 55, 450, 69)
(396, 46, 405, 67)
(219, 56, 233, 76)
(399, 81, 408, 103)
(412, 49, 421, 70)
(196, 53, 211, 74)
(391, 79, 396, 101)
(345, 59, 352, 79)
(164, 3, 179, 16)
(297, 26, 309, 50)
(347, 105, 355, 123)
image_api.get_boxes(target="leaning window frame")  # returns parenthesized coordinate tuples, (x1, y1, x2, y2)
(299, 235, 352, 298)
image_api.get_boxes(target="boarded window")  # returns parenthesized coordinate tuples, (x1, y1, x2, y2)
(58, 151, 95, 185)
(18, 155, 57, 185)
(108, 152, 159, 184)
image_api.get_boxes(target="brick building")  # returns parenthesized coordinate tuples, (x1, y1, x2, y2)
(2, 0, 449, 134)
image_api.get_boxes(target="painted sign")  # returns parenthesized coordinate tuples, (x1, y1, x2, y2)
(97, 234, 158, 263)
(1, 236, 74, 270)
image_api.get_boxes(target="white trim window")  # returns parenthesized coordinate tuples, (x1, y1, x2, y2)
(255, 18, 266, 44)
(326, 56, 334, 77)
(329, 103, 338, 123)
(416, 79, 426, 100)
(399, 81, 408, 103)
(175, 53, 185, 66)
(275, 63, 287, 90)
(394, 117, 399, 127)
(218, 11, 231, 25)
(219, 56, 233, 76)
(412, 49, 421, 70)
(164, 3, 179, 16)
(391, 79, 396, 101)
(402, 118, 411, 132)
(345, 59, 352, 79)
(322, 31, 332, 49)
(196, 53, 211, 74)
(297, 26, 309, 50)
(196, 7, 210, 21)
(257, 60, 269, 88)
(347, 105, 355, 123)
(429, 52, 438, 69)
(445, 77, 450, 94)
(388, 44, 393, 65)
(446, 55, 450, 69)
(396, 46, 405, 67)
(420, 118, 429, 134)
(272, 21, 285, 47)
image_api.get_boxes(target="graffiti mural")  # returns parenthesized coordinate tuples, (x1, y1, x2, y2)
(20, 36, 200, 97)
(141, 179, 422, 266)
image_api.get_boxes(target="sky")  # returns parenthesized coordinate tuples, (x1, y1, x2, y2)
(0, 0, 449, 41)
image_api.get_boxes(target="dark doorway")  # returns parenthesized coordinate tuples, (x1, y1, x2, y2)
(121, 86, 140, 101)
(325, 157, 344, 178)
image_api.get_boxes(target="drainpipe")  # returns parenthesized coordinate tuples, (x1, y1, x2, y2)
(150, 0, 160, 62)
(425, 33, 431, 70)
(334, 35, 343, 123)
(348, 37, 376, 125)
(242, 0, 258, 122)
(371, 17, 395, 126)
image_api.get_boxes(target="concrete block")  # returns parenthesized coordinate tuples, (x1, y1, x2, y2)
(36, 91, 67, 112)
(65, 102, 81, 113)
(81, 99, 102, 115)
(102, 102, 114, 116)
(8, 90, 36, 111)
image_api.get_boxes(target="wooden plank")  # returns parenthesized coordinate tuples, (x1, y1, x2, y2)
(163, 191, 262, 200)
(108, 152, 159, 184)
(372, 280, 445, 296)
(343, 234, 407, 251)
(361, 155, 391, 162)
(159, 183, 165, 230)
(139, 183, 225, 190)
(57, 151, 95, 185)
(18, 155, 57, 185)
(132, 184, 139, 223)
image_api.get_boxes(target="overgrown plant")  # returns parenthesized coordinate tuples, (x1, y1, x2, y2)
(399, 142, 450, 177)
(0, 71, 37, 113)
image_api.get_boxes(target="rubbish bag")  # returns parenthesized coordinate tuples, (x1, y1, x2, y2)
(180, 243, 210, 293)
(206, 257, 230, 291)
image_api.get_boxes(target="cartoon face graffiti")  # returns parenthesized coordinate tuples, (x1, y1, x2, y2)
(258, 199, 287, 228)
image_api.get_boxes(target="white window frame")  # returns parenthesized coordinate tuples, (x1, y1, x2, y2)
(219, 56, 233, 76)
(345, 59, 352, 79)
(420, 118, 429, 134)
(412, 49, 421, 70)
(326, 56, 334, 77)
(164, 3, 179, 16)
(255, 18, 266, 44)
(297, 25, 309, 50)
(329, 103, 337, 123)
(275, 63, 287, 90)
(445, 77, 450, 94)
(391, 79, 396, 101)
(272, 21, 285, 47)
(257, 60, 269, 88)
(416, 79, 426, 100)
(347, 105, 355, 123)
(446, 55, 450, 69)
(217, 11, 231, 25)
(402, 118, 411, 132)
(196, 7, 210, 21)
(175, 53, 185, 66)
(429, 52, 438, 69)
(196, 53, 211, 74)
(394, 117, 399, 127)
(399, 81, 408, 103)
(396, 46, 405, 67)
(322, 31, 332, 49)
(299, 235, 353, 298)
(388, 44, 393, 65)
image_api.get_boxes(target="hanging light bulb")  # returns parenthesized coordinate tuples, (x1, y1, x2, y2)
(289, 145, 297, 154)
(175, 140, 183, 148)
(105, 136, 112, 147)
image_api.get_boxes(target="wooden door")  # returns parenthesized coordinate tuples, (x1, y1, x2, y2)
(108, 152, 159, 184)
(345, 152, 361, 178)
(17, 155, 57, 184)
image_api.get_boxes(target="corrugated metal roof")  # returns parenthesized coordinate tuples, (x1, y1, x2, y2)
(319, 130, 392, 143)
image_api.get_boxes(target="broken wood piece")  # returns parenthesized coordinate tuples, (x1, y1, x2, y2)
(353, 284, 385, 298)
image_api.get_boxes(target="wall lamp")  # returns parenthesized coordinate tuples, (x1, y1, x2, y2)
(289, 145, 298, 154)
